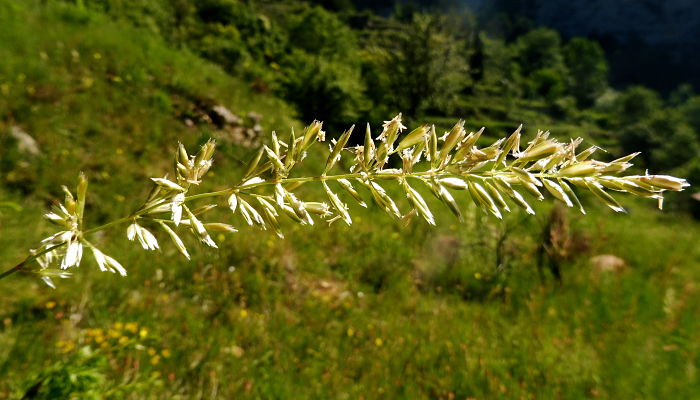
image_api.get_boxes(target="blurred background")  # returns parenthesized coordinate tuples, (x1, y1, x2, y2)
(0, 0, 699, 398)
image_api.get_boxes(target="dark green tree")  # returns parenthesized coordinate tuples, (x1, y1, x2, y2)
(364, 12, 471, 117)
(277, 6, 367, 128)
(613, 86, 662, 125)
(563, 38, 609, 107)
(680, 95, 700, 136)
(512, 28, 568, 100)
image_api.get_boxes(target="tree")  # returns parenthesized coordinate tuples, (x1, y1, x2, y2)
(513, 28, 565, 76)
(613, 86, 662, 125)
(564, 38, 609, 107)
(364, 12, 471, 117)
(512, 27, 568, 100)
(680, 95, 700, 137)
(277, 6, 368, 129)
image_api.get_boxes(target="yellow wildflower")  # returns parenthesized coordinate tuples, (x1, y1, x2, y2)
(125, 322, 138, 333)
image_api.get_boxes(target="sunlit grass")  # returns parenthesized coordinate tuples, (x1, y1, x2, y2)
(1, 0, 699, 398)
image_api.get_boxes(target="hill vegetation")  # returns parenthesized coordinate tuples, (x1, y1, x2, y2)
(0, 0, 698, 398)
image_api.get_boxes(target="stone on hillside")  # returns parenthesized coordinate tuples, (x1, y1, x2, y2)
(590, 254, 626, 273)
(247, 111, 262, 123)
(10, 126, 41, 156)
(210, 104, 242, 127)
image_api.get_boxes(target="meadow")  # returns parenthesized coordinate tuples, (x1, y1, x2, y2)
(1, 1, 699, 398)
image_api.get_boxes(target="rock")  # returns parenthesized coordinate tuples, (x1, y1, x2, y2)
(210, 105, 241, 127)
(247, 111, 262, 123)
(590, 254, 626, 273)
(10, 126, 41, 156)
(691, 192, 700, 202)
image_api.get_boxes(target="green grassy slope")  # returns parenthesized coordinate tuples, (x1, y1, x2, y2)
(1, 1, 699, 399)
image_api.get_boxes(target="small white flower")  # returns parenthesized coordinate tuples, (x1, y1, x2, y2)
(171, 193, 185, 226)
(41, 230, 72, 244)
(42, 276, 57, 289)
(242, 177, 264, 187)
(104, 254, 127, 276)
(379, 114, 406, 137)
(151, 177, 186, 192)
(44, 212, 64, 223)
(201, 234, 218, 249)
(127, 223, 159, 250)
(127, 223, 138, 241)
(138, 227, 159, 251)
(91, 246, 108, 272)
(61, 240, 83, 269)
(228, 193, 239, 213)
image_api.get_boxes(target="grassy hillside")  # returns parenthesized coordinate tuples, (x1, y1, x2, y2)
(1, 1, 699, 399)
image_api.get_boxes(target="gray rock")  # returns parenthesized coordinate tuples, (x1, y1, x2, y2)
(590, 254, 626, 273)
(10, 126, 41, 156)
(247, 111, 262, 123)
(211, 105, 242, 127)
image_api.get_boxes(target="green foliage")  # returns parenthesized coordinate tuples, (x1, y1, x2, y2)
(20, 347, 108, 399)
(528, 68, 567, 100)
(0, 0, 295, 198)
(286, 6, 357, 58)
(513, 28, 569, 100)
(278, 50, 367, 127)
(472, 33, 522, 100)
(679, 95, 700, 134)
(276, 6, 367, 127)
(614, 86, 663, 125)
(1, 0, 700, 398)
(514, 28, 566, 76)
(611, 87, 700, 174)
(364, 12, 471, 117)
(564, 38, 609, 107)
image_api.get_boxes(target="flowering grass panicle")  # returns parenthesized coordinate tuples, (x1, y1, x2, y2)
(0, 115, 689, 287)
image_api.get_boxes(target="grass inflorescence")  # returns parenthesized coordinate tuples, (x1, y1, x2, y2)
(1, 114, 688, 287)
